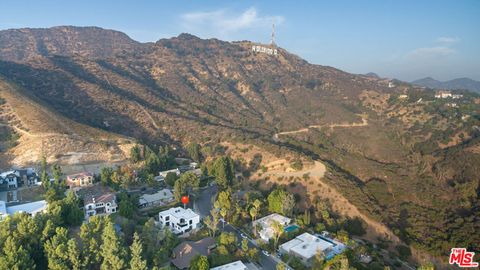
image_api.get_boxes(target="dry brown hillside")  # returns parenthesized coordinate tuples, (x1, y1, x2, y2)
(0, 78, 134, 169)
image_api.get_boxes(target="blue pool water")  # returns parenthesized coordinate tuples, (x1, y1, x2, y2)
(284, 225, 299, 232)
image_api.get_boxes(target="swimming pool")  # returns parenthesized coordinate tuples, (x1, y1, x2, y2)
(284, 225, 299, 232)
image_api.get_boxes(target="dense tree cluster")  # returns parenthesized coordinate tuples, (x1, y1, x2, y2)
(267, 188, 295, 216)
(0, 213, 178, 270)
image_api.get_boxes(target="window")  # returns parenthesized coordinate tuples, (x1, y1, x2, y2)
(165, 216, 170, 221)
(189, 220, 192, 224)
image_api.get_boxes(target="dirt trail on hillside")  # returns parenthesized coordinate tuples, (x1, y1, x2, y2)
(0, 123, 63, 138)
(273, 115, 368, 140)
(135, 101, 160, 130)
(263, 160, 326, 178)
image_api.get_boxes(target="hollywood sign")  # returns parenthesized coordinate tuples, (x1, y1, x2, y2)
(252, 45, 278, 56)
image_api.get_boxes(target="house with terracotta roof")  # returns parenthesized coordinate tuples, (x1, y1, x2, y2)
(66, 172, 93, 188)
(171, 237, 216, 269)
(84, 192, 117, 219)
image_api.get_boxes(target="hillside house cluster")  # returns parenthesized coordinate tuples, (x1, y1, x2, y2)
(158, 207, 200, 235)
(435, 91, 463, 99)
(0, 168, 39, 191)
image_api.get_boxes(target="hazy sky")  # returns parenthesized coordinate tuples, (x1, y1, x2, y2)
(1, 0, 479, 81)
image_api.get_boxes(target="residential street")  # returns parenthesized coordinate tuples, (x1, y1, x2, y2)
(193, 184, 282, 270)
(223, 223, 281, 270)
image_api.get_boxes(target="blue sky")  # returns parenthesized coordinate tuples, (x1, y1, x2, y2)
(1, 0, 479, 81)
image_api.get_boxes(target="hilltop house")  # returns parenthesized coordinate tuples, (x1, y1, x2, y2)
(158, 207, 200, 234)
(252, 213, 291, 241)
(66, 172, 94, 188)
(279, 233, 346, 266)
(171, 237, 216, 269)
(84, 192, 117, 219)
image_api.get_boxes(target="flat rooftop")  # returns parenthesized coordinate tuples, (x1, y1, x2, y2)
(6, 200, 47, 215)
(159, 207, 198, 219)
(280, 232, 334, 259)
(211, 260, 248, 270)
(140, 189, 173, 203)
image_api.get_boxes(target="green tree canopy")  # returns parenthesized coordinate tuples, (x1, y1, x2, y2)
(100, 219, 126, 270)
(268, 188, 295, 216)
(189, 255, 209, 270)
(130, 232, 147, 270)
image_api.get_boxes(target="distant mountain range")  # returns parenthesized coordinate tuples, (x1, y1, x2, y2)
(411, 77, 480, 93)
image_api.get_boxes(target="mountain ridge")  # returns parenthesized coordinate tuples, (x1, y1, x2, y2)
(412, 76, 480, 93)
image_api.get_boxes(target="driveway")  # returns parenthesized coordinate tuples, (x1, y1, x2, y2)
(193, 184, 218, 217)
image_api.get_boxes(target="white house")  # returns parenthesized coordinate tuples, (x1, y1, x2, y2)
(0, 200, 48, 219)
(84, 192, 118, 219)
(279, 233, 346, 266)
(0, 170, 20, 190)
(252, 213, 291, 241)
(159, 168, 181, 178)
(211, 260, 248, 270)
(158, 207, 200, 234)
(388, 81, 395, 88)
(138, 189, 174, 208)
(452, 94, 463, 99)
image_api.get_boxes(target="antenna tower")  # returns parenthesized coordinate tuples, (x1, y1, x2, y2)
(271, 22, 276, 46)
